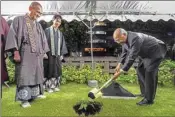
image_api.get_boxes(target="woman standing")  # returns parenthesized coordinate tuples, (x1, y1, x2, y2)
(44, 14, 68, 93)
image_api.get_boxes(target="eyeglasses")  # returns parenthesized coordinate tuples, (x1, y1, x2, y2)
(36, 10, 43, 16)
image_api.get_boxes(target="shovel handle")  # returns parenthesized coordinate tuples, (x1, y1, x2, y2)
(98, 75, 118, 91)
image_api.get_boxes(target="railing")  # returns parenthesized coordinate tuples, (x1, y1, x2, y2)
(63, 57, 139, 74)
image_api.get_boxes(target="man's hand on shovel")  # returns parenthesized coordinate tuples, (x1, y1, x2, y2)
(114, 63, 121, 72)
(113, 69, 127, 80)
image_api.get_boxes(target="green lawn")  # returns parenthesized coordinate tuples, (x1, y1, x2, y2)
(1, 83, 175, 116)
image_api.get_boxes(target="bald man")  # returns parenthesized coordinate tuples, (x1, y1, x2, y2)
(5, 2, 50, 108)
(113, 28, 167, 106)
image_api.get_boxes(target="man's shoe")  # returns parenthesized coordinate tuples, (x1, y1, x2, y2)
(136, 98, 154, 106)
(53, 88, 60, 92)
(47, 89, 54, 93)
(21, 101, 31, 108)
(37, 95, 46, 99)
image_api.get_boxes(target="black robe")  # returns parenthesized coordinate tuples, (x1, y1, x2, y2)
(44, 26, 68, 79)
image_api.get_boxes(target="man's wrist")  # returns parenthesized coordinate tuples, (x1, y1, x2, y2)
(117, 63, 122, 68)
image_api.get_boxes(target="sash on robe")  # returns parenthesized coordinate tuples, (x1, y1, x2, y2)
(25, 15, 36, 53)
(50, 27, 61, 56)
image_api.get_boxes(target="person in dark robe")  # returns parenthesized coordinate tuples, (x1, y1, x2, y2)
(44, 14, 68, 93)
(0, 16, 10, 98)
(5, 2, 50, 108)
(113, 28, 167, 106)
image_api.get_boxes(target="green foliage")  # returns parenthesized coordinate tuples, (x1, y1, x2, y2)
(5, 58, 175, 86)
(6, 58, 15, 83)
(61, 64, 110, 84)
(61, 20, 89, 52)
(117, 59, 175, 86)
(60, 20, 77, 52)
(117, 67, 137, 84)
(89, 64, 110, 83)
(158, 59, 175, 86)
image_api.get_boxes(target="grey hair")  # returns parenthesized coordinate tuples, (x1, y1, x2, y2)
(30, 2, 42, 8)
(119, 28, 128, 35)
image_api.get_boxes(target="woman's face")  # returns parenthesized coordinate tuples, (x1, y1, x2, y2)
(53, 18, 62, 28)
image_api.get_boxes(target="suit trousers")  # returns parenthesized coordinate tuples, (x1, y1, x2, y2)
(136, 58, 162, 101)
(136, 44, 167, 101)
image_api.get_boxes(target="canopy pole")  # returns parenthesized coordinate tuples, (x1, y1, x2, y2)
(75, 14, 90, 28)
(74, 13, 95, 78)
(74, 13, 94, 71)
(89, 12, 94, 70)
(74, 1, 95, 80)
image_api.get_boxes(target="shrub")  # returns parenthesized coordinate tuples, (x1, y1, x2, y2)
(158, 59, 175, 86)
(6, 58, 15, 84)
(61, 64, 110, 84)
(117, 67, 137, 84)
(5, 58, 175, 86)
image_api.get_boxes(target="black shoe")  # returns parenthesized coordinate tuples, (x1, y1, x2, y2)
(136, 98, 154, 106)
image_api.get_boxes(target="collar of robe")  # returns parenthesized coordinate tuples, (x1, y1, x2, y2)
(50, 26, 61, 56)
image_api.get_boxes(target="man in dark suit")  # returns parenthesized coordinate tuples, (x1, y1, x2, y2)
(113, 28, 167, 106)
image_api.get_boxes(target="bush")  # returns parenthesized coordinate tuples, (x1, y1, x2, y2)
(116, 59, 175, 86)
(61, 64, 110, 84)
(117, 67, 137, 84)
(158, 59, 175, 86)
(6, 58, 15, 84)
(5, 58, 175, 86)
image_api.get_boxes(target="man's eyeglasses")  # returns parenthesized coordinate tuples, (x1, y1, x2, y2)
(36, 11, 43, 16)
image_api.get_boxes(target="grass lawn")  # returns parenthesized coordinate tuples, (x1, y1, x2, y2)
(1, 83, 175, 116)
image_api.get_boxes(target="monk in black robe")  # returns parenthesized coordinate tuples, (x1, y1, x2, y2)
(44, 14, 68, 93)
(5, 2, 50, 108)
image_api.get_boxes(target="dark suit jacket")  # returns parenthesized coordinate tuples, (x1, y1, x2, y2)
(119, 31, 166, 71)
